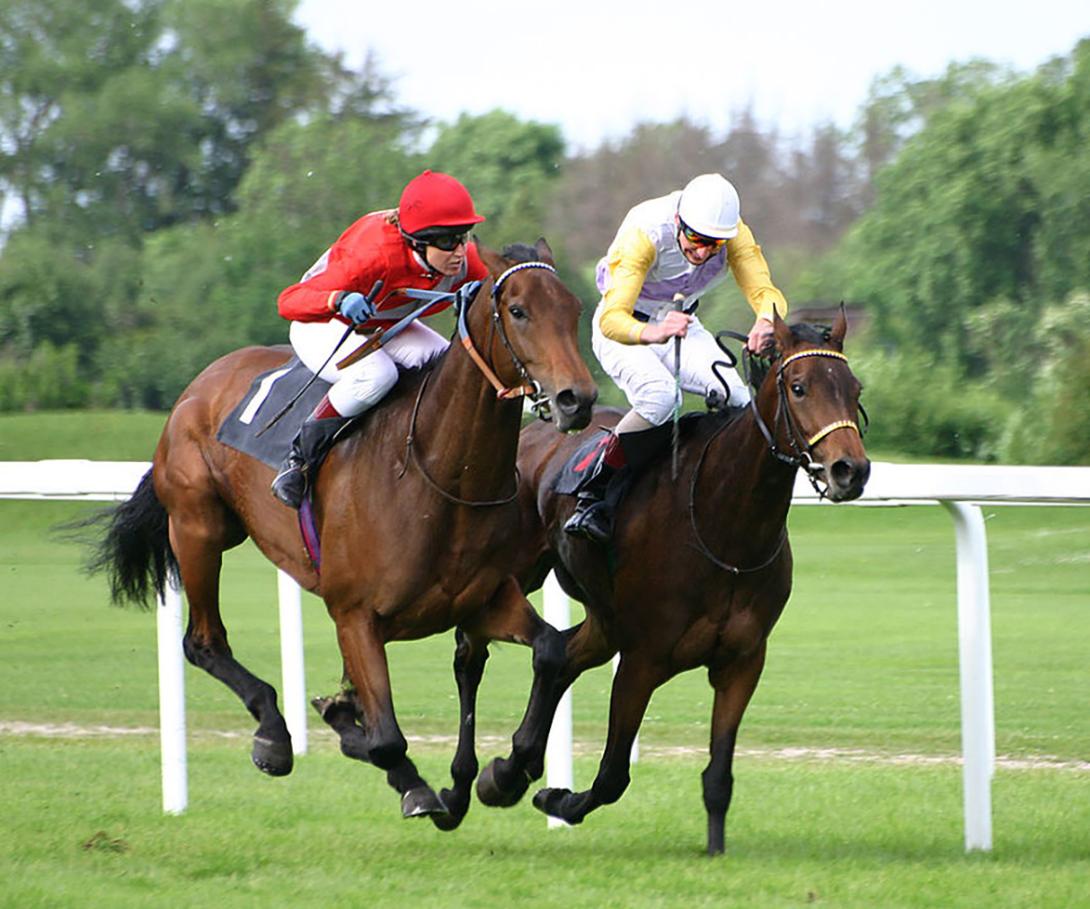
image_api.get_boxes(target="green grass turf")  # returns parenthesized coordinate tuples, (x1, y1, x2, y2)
(1, 412, 1087, 906)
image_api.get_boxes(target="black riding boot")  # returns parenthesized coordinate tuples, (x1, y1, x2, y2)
(271, 401, 350, 509)
(563, 423, 674, 544)
(563, 453, 620, 544)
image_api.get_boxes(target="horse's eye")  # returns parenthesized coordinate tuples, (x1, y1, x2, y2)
(508, 305, 527, 321)
(790, 382, 805, 397)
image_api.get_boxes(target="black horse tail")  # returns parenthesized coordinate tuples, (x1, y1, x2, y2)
(81, 469, 178, 610)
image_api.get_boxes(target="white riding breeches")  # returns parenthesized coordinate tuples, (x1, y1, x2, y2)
(288, 319, 449, 417)
(591, 302, 750, 426)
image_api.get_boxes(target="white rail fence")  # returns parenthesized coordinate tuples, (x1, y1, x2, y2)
(3, 458, 1089, 851)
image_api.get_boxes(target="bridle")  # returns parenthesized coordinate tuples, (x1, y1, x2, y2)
(399, 259, 558, 507)
(454, 261, 557, 421)
(754, 348, 862, 496)
(688, 343, 863, 573)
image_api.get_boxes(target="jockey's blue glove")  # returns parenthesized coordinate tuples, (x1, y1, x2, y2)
(338, 291, 375, 325)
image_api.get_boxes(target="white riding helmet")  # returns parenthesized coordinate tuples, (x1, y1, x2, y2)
(677, 174, 740, 239)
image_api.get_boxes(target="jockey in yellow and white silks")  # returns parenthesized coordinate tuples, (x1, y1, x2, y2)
(566, 173, 789, 544)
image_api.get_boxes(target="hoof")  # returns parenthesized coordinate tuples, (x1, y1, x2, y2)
(401, 786, 446, 819)
(429, 787, 468, 831)
(252, 735, 293, 777)
(476, 759, 530, 808)
(532, 786, 579, 823)
(311, 694, 356, 728)
(311, 695, 335, 718)
(430, 807, 463, 832)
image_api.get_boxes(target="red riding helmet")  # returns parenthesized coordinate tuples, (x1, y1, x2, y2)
(398, 170, 486, 235)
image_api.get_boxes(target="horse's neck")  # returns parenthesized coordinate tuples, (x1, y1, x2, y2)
(699, 397, 798, 534)
(413, 327, 523, 489)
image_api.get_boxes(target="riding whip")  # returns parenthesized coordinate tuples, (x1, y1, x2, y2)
(335, 287, 455, 370)
(671, 292, 685, 480)
(256, 279, 383, 437)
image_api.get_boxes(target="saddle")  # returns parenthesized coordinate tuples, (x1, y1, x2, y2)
(217, 358, 360, 572)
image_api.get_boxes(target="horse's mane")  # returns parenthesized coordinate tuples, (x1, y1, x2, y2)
(383, 245, 541, 390)
(787, 321, 833, 346)
(500, 242, 541, 263)
(689, 319, 839, 438)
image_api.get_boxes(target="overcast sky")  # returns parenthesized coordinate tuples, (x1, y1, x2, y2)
(293, 1, 1090, 150)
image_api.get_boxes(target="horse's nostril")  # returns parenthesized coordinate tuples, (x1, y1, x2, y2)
(831, 458, 870, 488)
(555, 389, 578, 414)
(831, 459, 853, 486)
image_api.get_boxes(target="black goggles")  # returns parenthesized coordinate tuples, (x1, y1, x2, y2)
(412, 228, 472, 251)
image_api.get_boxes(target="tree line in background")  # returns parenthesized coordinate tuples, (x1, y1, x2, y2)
(1, 0, 1088, 464)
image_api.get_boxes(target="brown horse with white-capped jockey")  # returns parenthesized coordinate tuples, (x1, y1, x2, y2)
(474, 308, 870, 854)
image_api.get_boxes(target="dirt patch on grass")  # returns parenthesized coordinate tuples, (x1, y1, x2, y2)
(2, 720, 1086, 772)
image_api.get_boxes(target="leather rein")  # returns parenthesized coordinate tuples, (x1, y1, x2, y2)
(399, 260, 557, 507)
(688, 346, 862, 574)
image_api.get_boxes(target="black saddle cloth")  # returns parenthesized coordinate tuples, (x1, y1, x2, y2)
(553, 412, 716, 496)
(216, 358, 335, 468)
(553, 430, 613, 495)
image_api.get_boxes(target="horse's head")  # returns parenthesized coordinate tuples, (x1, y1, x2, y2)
(762, 307, 871, 502)
(474, 239, 597, 432)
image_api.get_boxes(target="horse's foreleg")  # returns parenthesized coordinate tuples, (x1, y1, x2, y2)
(471, 577, 589, 808)
(703, 644, 767, 856)
(171, 513, 293, 776)
(332, 611, 445, 819)
(532, 652, 662, 827)
(427, 628, 489, 831)
(479, 610, 615, 808)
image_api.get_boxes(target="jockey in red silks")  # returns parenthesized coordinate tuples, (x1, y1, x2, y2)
(271, 170, 489, 509)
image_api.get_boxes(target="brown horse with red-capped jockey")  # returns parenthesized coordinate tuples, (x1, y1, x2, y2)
(474, 307, 870, 854)
(85, 239, 596, 829)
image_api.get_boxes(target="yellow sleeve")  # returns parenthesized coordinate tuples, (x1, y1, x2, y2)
(727, 219, 788, 321)
(598, 225, 656, 344)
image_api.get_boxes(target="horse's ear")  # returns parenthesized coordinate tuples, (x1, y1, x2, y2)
(829, 303, 847, 349)
(534, 237, 556, 265)
(477, 244, 506, 277)
(772, 307, 792, 353)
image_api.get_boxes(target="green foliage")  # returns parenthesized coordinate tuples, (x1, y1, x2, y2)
(799, 41, 1090, 463)
(0, 5, 1087, 467)
(0, 341, 87, 410)
(427, 109, 566, 249)
(999, 292, 1090, 464)
(852, 348, 1011, 460)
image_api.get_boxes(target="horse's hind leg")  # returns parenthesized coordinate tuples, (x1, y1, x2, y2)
(532, 652, 663, 827)
(169, 506, 293, 776)
(703, 644, 767, 856)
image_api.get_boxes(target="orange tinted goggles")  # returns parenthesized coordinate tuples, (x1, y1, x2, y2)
(679, 222, 726, 250)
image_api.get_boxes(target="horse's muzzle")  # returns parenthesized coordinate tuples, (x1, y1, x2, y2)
(552, 386, 597, 433)
(823, 456, 871, 502)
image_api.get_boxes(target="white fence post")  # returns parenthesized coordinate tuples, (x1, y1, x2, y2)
(277, 570, 308, 755)
(543, 571, 573, 828)
(942, 501, 995, 852)
(156, 579, 187, 814)
(612, 653, 639, 763)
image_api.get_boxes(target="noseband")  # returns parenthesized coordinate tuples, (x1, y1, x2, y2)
(455, 260, 557, 421)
